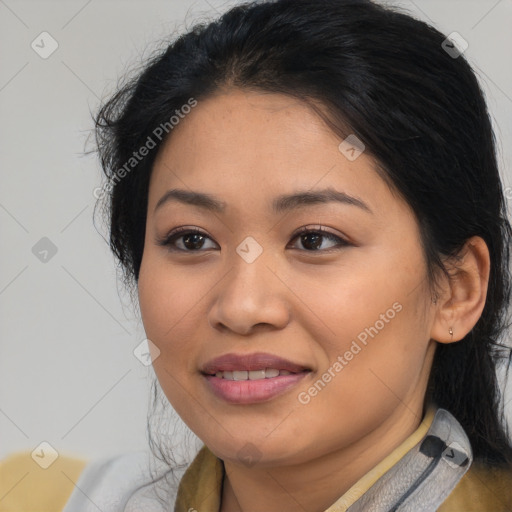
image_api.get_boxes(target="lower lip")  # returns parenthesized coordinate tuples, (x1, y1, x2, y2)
(203, 371, 310, 404)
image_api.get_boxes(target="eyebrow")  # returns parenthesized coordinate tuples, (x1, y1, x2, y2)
(154, 187, 372, 215)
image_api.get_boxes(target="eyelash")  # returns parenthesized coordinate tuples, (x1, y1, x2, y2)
(156, 225, 351, 253)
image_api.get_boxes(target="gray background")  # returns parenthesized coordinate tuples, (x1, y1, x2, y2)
(1, 0, 511, 462)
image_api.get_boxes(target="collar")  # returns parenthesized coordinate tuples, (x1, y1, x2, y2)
(174, 404, 472, 512)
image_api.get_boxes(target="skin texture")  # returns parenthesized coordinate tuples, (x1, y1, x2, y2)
(137, 89, 490, 512)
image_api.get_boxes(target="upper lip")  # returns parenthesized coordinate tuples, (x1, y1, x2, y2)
(201, 352, 311, 374)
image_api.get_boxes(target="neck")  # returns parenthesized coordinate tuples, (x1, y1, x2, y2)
(220, 402, 426, 512)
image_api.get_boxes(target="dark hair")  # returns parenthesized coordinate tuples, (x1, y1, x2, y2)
(94, 0, 512, 466)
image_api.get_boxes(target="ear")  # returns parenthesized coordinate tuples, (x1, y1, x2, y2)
(430, 236, 490, 344)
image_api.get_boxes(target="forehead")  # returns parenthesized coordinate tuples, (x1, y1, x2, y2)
(148, 89, 398, 218)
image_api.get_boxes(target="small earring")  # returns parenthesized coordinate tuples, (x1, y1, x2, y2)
(449, 327, 453, 337)
(431, 295, 437, 305)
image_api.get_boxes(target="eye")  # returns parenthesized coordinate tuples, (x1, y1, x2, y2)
(288, 225, 350, 252)
(156, 227, 218, 252)
(156, 225, 350, 253)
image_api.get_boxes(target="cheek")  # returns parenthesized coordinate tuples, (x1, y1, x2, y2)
(290, 252, 423, 349)
(138, 258, 206, 421)
(138, 246, 208, 335)
(291, 298, 430, 455)
(137, 256, 196, 366)
(295, 247, 431, 397)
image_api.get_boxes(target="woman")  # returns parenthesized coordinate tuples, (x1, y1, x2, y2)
(19, 0, 512, 510)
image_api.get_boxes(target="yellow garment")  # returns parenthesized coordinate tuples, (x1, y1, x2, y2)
(0, 451, 87, 512)
(439, 462, 512, 511)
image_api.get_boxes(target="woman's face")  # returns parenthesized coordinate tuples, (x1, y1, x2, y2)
(138, 89, 437, 467)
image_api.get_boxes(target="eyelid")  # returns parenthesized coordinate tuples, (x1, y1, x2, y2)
(287, 225, 351, 252)
(155, 225, 215, 247)
(290, 225, 349, 243)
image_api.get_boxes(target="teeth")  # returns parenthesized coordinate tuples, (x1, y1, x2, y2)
(249, 370, 266, 380)
(214, 368, 296, 380)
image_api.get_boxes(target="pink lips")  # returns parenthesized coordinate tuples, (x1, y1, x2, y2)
(201, 352, 310, 374)
(201, 352, 311, 404)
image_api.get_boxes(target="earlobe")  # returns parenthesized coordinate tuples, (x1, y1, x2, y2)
(430, 236, 490, 344)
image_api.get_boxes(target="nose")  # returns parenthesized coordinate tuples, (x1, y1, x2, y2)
(207, 252, 291, 336)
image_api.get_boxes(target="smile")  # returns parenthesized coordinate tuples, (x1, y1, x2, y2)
(214, 369, 293, 380)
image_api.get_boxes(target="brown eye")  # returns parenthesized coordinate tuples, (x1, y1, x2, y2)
(156, 228, 218, 252)
(289, 226, 350, 252)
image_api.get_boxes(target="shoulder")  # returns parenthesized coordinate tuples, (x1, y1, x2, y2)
(0, 450, 87, 512)
(62, 450, 185, 512)
(439, 460, 512, 511)
(0, 449, 178, 512)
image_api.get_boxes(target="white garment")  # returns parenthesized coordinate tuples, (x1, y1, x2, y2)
(62, 451, 183, 512)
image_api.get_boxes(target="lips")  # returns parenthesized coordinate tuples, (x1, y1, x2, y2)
(200, 352, 311, 375)
(200, 352, 312, 404)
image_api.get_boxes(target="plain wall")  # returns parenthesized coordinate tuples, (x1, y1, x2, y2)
(1, 0, 511, 462)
